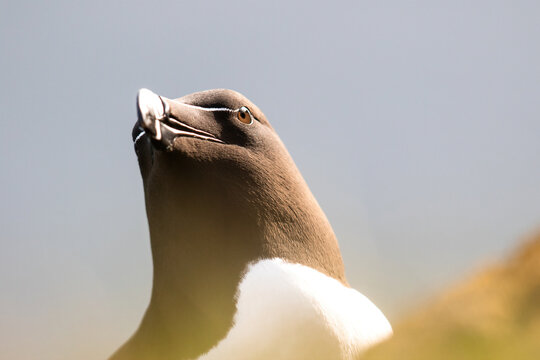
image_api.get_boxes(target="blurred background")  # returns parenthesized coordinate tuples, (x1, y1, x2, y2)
(1, 1, 539, 359)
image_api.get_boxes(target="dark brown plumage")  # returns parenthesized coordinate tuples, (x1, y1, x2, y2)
(110, 89, 346, 360)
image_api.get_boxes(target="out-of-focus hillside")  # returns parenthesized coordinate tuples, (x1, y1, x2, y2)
(362, 232, 540, 360)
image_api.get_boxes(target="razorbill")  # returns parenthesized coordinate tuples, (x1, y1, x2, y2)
(110, 89, 392, 360)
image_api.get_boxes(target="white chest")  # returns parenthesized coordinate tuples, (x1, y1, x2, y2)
(197, 259, 392, 360)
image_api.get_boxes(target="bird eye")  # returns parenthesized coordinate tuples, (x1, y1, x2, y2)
(237, 106, 253, 125)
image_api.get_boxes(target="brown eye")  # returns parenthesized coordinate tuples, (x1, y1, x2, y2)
(237, 106, 253, 125)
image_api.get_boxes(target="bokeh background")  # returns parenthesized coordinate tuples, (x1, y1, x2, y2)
(1, 1, 539, 359)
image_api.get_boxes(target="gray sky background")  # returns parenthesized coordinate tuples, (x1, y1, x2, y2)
(1, 1, 539, 359)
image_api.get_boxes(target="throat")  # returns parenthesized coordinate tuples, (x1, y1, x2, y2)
(111, 259, 243, 360)
(111, 224, 261, 360)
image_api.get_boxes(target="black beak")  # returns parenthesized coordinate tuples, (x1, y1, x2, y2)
(135, 88, 224, 151)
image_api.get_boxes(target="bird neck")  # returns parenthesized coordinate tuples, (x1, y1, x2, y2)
(110, 192, 262, 360)
(111, 155, 347, 360)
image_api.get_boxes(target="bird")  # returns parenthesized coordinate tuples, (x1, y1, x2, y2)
(110, 88, 392, 360)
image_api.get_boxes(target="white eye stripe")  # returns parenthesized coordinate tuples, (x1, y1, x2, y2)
(162, 96, 258, 123)
(162, 97, 236, 113)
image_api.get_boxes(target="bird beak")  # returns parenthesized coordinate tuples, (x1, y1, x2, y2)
(136, 88, 224, 150)
(136, 88, 169, 144)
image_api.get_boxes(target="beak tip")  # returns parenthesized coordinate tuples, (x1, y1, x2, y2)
(137, 88, 165, 134)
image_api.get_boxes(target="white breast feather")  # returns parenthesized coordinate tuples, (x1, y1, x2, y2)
(197, 258, 392, 360)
